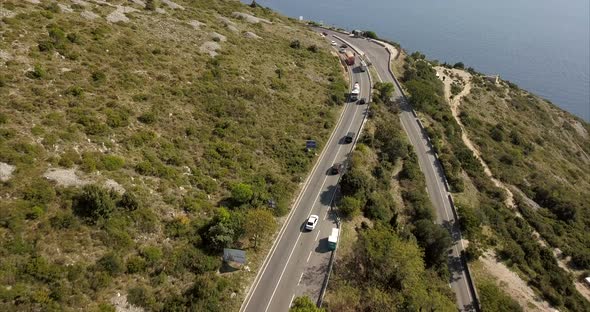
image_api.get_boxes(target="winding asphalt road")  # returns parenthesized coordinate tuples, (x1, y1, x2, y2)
(327, 30, 478, 311)
(240, 39, 371, 312)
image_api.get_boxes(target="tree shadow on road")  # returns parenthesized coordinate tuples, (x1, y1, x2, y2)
(319, 184, 337, 206)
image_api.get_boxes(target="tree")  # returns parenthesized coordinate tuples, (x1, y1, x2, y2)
(453, 62, 465, 69)
(290, 296, 325, 312)
(290, 40, 301, 49)
(374, 82, 395, 104)
(413, 220, 452, 269)
(243, 209, 276, 250)
(231, 183, 253, 205)
(364, 31, 378, 39)
(339, 196, 362, 218)
(365, 192, 394, 222)
(206, 222, 235, 251)
(73, 184, 116, 224)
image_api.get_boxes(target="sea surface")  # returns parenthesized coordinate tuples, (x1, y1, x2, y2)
(251, 0, 590, 121)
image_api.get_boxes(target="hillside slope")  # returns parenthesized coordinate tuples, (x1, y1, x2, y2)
(397, 51, 590, 311)
(0, 1, 347, 311)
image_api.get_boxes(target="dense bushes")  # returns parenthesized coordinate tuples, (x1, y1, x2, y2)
(328, 225, 456, 311)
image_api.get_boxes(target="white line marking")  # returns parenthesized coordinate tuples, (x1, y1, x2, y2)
(356, 41, 475, 304)
(298, 272, 304, 285)
(262, 65, 364, 312)
(241, 62, 357, 312)
(315, 230, 321, 242)
(289, 294, 295, 307)
(306, 251, 313, 263)
(323, 210, 329, 220)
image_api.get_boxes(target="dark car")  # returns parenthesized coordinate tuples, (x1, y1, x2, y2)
(330, 163, 344, 175)
(322, 31, 328, 36)
(344, 132, 355, 144)
(358, 98, 366, 105)
(340, 44, 347, 49)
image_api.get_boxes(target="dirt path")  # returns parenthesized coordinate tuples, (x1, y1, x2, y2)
(480, 252, 555, 311)
(434, 67, 516, 210)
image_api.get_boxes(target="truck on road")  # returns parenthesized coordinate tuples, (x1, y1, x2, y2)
(350, 82, 360, 101)
(359, 60, 367, 72)
(344, 50, 355, 66)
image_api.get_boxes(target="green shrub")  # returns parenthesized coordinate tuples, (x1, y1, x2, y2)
(73, 184, 116, 224)
(66, 86, 84, 97)
(138, 112, 156, 124)
(231, 183, 253, 205)
(66, 32, 80, 44)
(102, 155, 125, 170)
(340, 196, 361, 218)
(126, 256, 147, 274)
(26, 205, 45, 220)
(97, 253, 124, 276)
(145, 0, 159, 11)
(26, 64, 46, 79)
(91, 71, 106, 83)
(119, 192, 140, 211)
(128, 286, 154, 309)
(290, 40, 301, 49)
(105, 109, 129, 128)
(478, 280, 522, 311)
(23, 180, 56, 206)
(141, 246, 162, 265)
(89, 271, 112, 291)
(364, 31, 378, 39)
(50, 211, 77, 229)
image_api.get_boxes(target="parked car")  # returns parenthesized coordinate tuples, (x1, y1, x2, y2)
(344, 131, 355, 144)
(322, 31, 328, 36)
(330, 163, 344, 175)
(339, 48, 346, 53)
(305, 215, 319, 231)
(358, 98, 366, 104)
(340, 44, 347, 49)
(331, 41, 337, 46)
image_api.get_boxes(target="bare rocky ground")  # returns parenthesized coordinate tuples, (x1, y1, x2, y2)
(110, 293, 144, 312)
(0, 162, 16, 182)
(43, 168, 89, 187)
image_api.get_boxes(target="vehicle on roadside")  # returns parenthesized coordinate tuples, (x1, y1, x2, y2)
(330, 163, 344, 175)
(340, 44, 347, 49)
(305, 215, 319, 231)
(322, 31, 328, 36)
(358, 98, 366, 105)
(339, 48, 345, 53)
(331, 40, 337, 46)
(328, 228, 339, 250)
(344, 131, 355, 144)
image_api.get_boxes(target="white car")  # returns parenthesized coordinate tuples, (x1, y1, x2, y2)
(305, 215, 319, 231)
(331, 41, 337, 46)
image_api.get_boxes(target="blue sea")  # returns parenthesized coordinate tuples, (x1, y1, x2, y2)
(251, 0, 590, 121)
